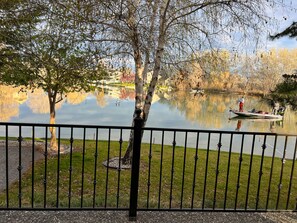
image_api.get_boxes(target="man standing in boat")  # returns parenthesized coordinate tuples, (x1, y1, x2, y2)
(272, 101, 280, 115)
(238, 96, 244, 112)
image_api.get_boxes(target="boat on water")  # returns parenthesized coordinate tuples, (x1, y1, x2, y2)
(190, 88, 205, 96)
(229, 109, 283, 120)
(228, 115, 283, 122)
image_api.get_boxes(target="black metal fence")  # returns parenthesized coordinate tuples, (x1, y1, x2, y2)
(0, 117, 297, 219)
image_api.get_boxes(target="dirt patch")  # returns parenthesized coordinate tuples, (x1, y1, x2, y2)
(102, 157, 131, 170)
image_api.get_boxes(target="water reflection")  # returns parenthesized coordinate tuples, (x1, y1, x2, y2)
(27, 88, 64, 114)
(1, 85, 297, 159)
(230, 118, 285, 133)
(235, 120, 242, 131)
(94, 89, 107, 108)
(0, 85, 21, 121)
(66, 91, 87, 105)
(163, 91, 297, 134)
(0, 84, 296, 135)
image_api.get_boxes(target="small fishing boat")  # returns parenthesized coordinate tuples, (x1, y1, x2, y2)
(229, 109, 283, 120)
(190, 88, 205, 96)
(228, 115, 283, 122)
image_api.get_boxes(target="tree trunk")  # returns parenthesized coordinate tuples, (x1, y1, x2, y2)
(143, 1, 158, 85)
(48, 90, 58, 150)
(142, 35, 166, 126)
(122, 44, 144, 164)
(122, 1, 167, 164)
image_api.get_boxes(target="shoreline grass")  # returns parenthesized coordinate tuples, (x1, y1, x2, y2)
(0, 139, 296, 210)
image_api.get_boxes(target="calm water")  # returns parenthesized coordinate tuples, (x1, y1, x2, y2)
(1, 86, 296, 157)
(1, 86, 296, 134)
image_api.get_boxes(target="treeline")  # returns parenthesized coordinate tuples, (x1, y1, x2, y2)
(271, 73, 297, 109)
(170, 48, 297, 95)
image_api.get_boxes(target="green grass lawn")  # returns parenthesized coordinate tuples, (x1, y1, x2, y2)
(0, 139, 296, 210)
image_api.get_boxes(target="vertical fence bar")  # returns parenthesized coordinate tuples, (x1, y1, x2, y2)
(256, 135, 267, 210)
(191, 132, 200, 209)
(18, 125, 22, 208)
(81, 128, 86, 208)
(266, 135, 278, 210)
(56, 127, 61, 208)
(276, 136, 288, 210)
(245, 134, 256, 210)
(202, 133, 211, 210)
(44, 127, 48, 208)
(92, 128, 99, 208)
(129, 110, 143, 220)
(169, 131, 176, 209)
(5, 125, 9, 208)
(180, 131, 188, 209)
(146, 130, 153, 209)
(157, 130, 165, 209)
(116, 129, 123, 208)
(68, 127, 74, 208)
(31, 126, 35, 208)
(105, 128, 111, 208)
(235, 133, 245, 210)
(213, 133, 222, 210)
(224, 133, 233, 210)
(286, 137, 297, 209)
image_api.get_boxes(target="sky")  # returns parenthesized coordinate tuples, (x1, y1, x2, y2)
(266, 0, 297, 49)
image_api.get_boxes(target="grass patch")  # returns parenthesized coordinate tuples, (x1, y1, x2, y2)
(0, 139, 296, 210)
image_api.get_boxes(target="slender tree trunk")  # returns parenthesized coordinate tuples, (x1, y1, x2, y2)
(142, 0, 168, 125)
(121, 1, 148, 163)
(122, 1, 168, 164)
(142, 39, 166, 126)
(48, 89, 58, 150)
(143, 1, 158, 85)
(122, 44, 144, 163)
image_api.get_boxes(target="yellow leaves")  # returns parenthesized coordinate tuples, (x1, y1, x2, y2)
(257, 48, 297, 75)
(207, 71, 232, 90)
(255, 48, 297, 94)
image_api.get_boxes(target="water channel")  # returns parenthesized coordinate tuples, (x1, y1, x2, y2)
(0, 85, 296, 158)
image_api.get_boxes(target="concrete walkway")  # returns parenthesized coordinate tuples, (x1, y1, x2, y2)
(0, 140, 69, 191)
(0, 210, 297, 223)
(0, 140, 44, 191)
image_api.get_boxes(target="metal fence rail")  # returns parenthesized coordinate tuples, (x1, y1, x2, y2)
(0, 117, 296, 219)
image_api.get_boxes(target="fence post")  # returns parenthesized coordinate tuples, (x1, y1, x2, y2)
(129, 109, 143, 221)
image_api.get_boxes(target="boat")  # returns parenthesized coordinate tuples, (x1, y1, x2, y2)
(229, 109, 283, 120)
(228, 115, 283, 122)
(190, 88, 205, 96)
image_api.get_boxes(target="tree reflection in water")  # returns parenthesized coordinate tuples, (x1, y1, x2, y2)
(27, 88, 64, 114)
(0, 85, 20, 121)
(0, 85, 296, 135)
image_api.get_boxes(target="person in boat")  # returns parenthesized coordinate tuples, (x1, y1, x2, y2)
(272, 101, 280, 115)
(237, 96, 244, 112)
(278, 106, 286, 116)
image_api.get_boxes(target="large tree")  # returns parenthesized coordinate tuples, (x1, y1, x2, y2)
(71, 0, 280, 163)
(0, 0, 43, 74)
(0, 0, 108, 150)
(2, 0, 280, 158)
